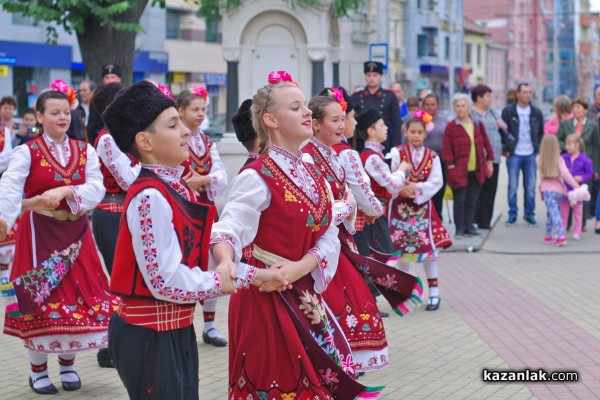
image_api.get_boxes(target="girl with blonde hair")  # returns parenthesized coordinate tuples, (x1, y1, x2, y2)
(537, 134, 580, 246)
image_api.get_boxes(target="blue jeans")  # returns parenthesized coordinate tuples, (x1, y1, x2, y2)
(506, 153, 537, 218)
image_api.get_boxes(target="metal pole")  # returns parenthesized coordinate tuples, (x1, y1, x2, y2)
(448, 1, 455, 100)
(553, 0, 559, 98)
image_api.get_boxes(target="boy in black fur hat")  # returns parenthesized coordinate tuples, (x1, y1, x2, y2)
(231, 99, 259, 167)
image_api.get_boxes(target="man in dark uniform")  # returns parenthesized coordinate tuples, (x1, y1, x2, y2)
(351, 61, 403, 152)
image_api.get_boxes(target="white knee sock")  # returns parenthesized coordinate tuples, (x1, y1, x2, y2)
(424, 259, 439, 298)
(28, 350, 51, 389)
(58, 353, 79, 382)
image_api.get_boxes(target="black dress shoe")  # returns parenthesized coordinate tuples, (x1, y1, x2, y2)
(97, 348, 115, 368)
(29, 375, 58, 395)
(60, 371, 81, 391)
(379, 311, 390, 318)
(202, 328, 228, 347)
(425, 297, 441, 311)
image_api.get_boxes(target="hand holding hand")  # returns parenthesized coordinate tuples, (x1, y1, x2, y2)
(260, 260, 310, 292)
(40, 187, 71, 208)
(399, 161, 412, 174)
(254, 266, 291, 292)
(183, 170, 210, 192)
(398, 182, 416, 199)
(215, 260, 237, 294)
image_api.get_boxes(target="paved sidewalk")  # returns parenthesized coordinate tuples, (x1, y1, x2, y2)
(1, 166, 598, 399)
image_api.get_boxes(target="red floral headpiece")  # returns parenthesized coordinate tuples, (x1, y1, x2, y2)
(412, 109, 435, 132)
(267, 70, 299, 87)
(191, 85, 209, 106)
(324, 87, 348, 112)
(50, 79, 78, 110)
(156, 83, 174, 100)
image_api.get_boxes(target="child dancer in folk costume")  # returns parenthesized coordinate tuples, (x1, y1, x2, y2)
(0, 125, 14, 286)
(0, 82, 118, 395)
(176, 86, 229, 347)
(356, 108, 410, 256)
(212, 71, 383, 399)
(90, 82, 141, 369)
(303, 93, 396, 373)
(103, 81, 280, 399)
(231, 99, 260, 167)
(387, 111, 453, 311)
(560, 134, 593, 240)
(323, 88, 384, 258)
(537, 134, 581, 246)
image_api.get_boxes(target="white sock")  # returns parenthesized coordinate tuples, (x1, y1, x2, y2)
(28, 350, 52, 389)
(203, 299, 223, 338)
(424, 259, 439, 298)
(0, 254, 11, 286)
(58, 354, 79, 383)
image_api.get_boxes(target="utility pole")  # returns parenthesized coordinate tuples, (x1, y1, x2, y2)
(448, 0, 455, 100)
(553, 0, 559, 98)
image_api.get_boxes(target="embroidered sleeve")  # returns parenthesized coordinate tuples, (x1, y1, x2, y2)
(127, 188, 223, 303)
(211, 169, 270, 261)
(333, 199, 353, 225)
(364, 154, 406, 197)
(234, 264, 259, 289)
(339, 149, 383, 217)
(0, 128, 12, 173)
(309, 217, 340, 294)
(66, 144, 105, 214)
(206, 143, 228, 201)
(413, 156, 443, 205)
(0, 144, 30, 229)
(96, 134, 141, 190)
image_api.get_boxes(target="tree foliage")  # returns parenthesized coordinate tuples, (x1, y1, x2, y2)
(192, 0, 364, 20)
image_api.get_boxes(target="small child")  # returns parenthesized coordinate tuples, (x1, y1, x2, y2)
(356, 108, 410, 255)
(12, 108, 38, 147)
(537, 134, 580, 246)
(386, 111, 452, 311)
(560, 134, 593, 240)
(176, 86, 229, 347)
(103, 80, 280, 399)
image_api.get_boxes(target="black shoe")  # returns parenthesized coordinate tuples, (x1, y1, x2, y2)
(477, 223, 491, 230)
(97, 348, 115, 368)
(379, 311, 389, 318)
(466, 229, 481, 237)
(425, 297, 441, 311)
(60, 371, 81, 391)
(202, 328, 228, 347)
(356, 372, 366, 378)
(29, 375, 58, 395)
(454, 232, 465, 239)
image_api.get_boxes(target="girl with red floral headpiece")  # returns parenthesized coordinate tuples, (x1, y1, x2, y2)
(0, 81, 118, 394)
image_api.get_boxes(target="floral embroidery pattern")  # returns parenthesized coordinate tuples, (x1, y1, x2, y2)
(389, 202, 430, 252)
(343, 149, 383, 215)
(35, 137, 81, 183)
(100, 134, 133, 190)
(137, 194, 221, 301)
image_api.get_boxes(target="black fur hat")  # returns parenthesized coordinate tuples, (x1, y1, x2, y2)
(318, 86, 356, 114)
(231, 99, 256, 144)
(356, 108, 381, 131)
(102, 80, 175, 153)
(102, 63, 122, 78)
(91, 82, 124, 115)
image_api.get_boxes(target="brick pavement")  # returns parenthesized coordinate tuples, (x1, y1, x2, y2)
(1, 165, 599, 399)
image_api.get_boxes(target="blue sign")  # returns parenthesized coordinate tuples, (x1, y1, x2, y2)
(133, 51, 169, 73)
(369, 43, 389, 73)
(205, 73, 227, 86)
(0, 40, 71, 68)
(0, 56, 17, 65)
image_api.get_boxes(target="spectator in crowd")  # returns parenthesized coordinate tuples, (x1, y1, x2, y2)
(501, 83, 544, 226)
(557, 97, 600, 230)
(544, 95, 572, 135)
(12, 108, 38, 147)
(443, 93, 494, 238)
(406, 96, 420, 113)
(471, 84, 505, 229)
(421, 94, 449, 220)
(77, 80, 96, 126)
(590, 87, 600, 218)
(0, 96, 19, 136)
(418, 89, 432, 107)
(390, 82, 408, 119)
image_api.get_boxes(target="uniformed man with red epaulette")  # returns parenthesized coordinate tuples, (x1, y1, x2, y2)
(351, 61, 403, 153)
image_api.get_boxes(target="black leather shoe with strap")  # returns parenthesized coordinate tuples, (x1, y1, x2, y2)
(29, 376, 58, 395)
(202, 328, 228, 347)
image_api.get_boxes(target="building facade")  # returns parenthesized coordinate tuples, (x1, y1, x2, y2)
(463, 18, 488, 87)
(0, 5, 167, 114)
(577, 2, 600, 99)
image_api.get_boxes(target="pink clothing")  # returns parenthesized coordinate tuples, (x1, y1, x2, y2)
(560, 200, 583, 237)
(544, 113, 574, 135)
(537, 156, 579, 195)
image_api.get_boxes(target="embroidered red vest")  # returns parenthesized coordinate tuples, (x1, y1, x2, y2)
(0, 128, 5, 154)
(181, 133, 212, 176)
(25, 137, 87, 212)
(395, 144, 436, 183)
(360, 148, 392, 202)
(94, 130, 136, 194)
(331, 141, 351, 155)
(111, 168, 217, 300)
(302, 141, 345, 201)
(242, 156, 332, 264)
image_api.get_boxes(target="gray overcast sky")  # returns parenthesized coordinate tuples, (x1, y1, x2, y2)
(592, 0, 600, 12)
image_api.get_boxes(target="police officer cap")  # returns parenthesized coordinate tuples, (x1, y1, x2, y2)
(363, 61, 383, 75)
(102, 64, 122, 78)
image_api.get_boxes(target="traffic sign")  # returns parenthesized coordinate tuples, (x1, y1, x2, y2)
(369, 43, 389, 73)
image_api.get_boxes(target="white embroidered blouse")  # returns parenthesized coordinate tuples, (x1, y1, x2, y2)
(0, 134, 105, 230)
(0, 127, 13, 173)
(211, 145, 340, 294)
(95, 133, 141, 190)
(189, 127, 228, 201)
